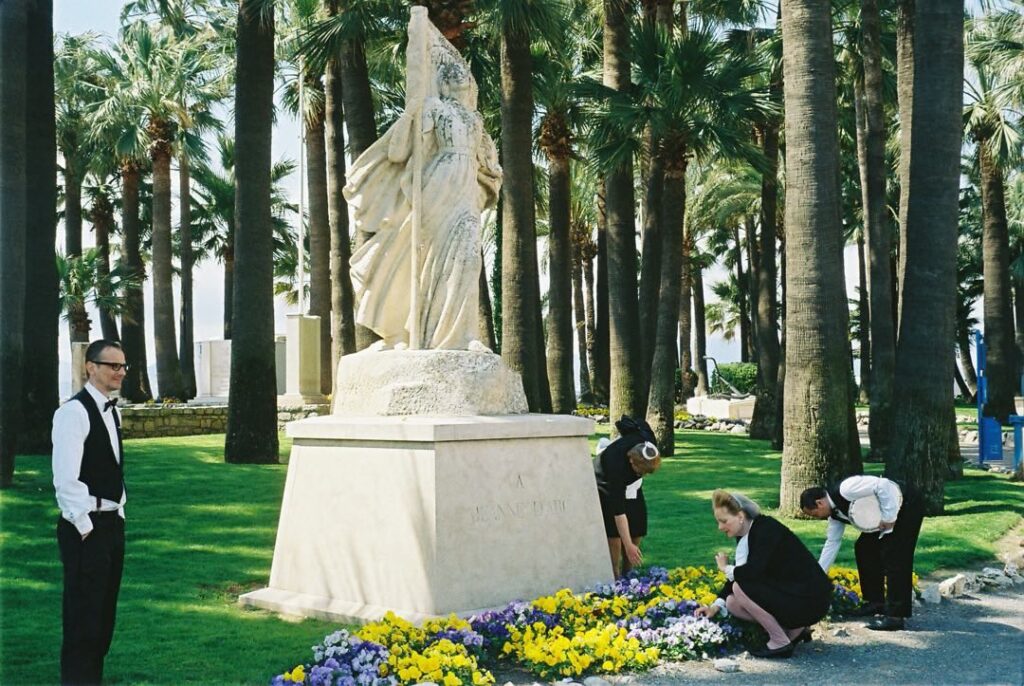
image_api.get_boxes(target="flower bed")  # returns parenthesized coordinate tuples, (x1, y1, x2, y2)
(272, 565, 868, 685)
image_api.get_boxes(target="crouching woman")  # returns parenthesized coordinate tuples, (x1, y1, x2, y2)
(694, 490, 832, 658)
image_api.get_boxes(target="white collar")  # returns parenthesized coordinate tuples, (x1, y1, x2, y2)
(84, 382, 114, 411)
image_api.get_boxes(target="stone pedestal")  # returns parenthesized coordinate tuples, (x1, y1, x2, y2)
(191, 340, 232, 405)
(686, 395, 755, 421)
(71, 342, 89, 395)
(275, 335, 287, 395)
(239, 413, 613, 623)
(278, 315, 325, 406)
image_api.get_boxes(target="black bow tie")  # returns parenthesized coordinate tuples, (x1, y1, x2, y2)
(104, 398, 118, 412)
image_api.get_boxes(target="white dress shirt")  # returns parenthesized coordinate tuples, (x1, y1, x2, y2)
(52, 383, 126, 536)
(817, 475, 902, 571)
(712, 532, 751, 616)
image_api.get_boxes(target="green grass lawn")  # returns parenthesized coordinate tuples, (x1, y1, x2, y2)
(2, 429, 1022, 685)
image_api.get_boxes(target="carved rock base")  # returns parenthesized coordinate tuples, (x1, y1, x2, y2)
(331, 349, 529, 417)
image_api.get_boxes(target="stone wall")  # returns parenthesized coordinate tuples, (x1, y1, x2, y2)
(120, 404, 330, 439)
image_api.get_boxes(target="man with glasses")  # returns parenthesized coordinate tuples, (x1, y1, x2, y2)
(52, 339, 129, 684)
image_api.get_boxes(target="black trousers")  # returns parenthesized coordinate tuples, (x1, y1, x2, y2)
(854, 487, 924, 618)
(57, 513, 124, 686)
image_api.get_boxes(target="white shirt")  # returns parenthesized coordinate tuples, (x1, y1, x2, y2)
(713, 531, 751, 616)
(52, 383, 126, 536)
(817, 475, 902, 571)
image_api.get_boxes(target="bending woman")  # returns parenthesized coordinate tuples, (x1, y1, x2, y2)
(694, 490, 832, 658)
(593, 416, 662, 578)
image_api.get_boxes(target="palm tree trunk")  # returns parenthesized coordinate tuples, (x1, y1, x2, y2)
(678, 232, 694, 402)
(501, 23, 550, 412)
(693, 264, 709, 396)
(978, 142, 1016, 421)
(1015, 284, 1024, 380)
(857, 232, 871, 402)
(325, 42, 356, 386)
(546, 155, 575, 413)
(478, 257, 497, 351)
(779, 0, 861, 514)
(1, 0, 28, 485)
(178, 154, 195, 399)
(305, 97, 333, 396)
(954, 362, 972, 401)
(225, 0, 278, 464)
(750, 119, 781, 440)
(64, 158, 82, 257)
(604, 0, 645, 422)
(646, 159, 686, 454)
(150, 143, 184, 399)
(119, 163, 152, 402)
(888, 0, 962, 513)
(594, 189, 610, 403)
(94, 206, 120, 342)
(573, 240, 594, 405)
(862, 0, 896, 461)
(957, 331, 978, 397)
(734, 225, 751, 364)
(584, 240, 604, 404)
(223, 218, 235, 339)
(638, 139, 664, 375)
(21, 0, 58, 455)
(335, 0, 379, 351)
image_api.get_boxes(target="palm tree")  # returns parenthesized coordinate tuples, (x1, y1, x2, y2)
(57, 249, 140, 343)
(496, 0, 557, 413)
(85, 184, 122, 341)
(600, 0, 645, 424)
(778, 0, 862, 514)
(963, 59, 1020, 422)
(225, 0, 279, 463)
(887, 0, 963, 513)
(1, 0, 29, 486)
(21, 0, 59, 454)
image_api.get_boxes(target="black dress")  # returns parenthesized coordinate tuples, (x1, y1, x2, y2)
(717, 515, 833, 629)
(593, 417, 655, 539)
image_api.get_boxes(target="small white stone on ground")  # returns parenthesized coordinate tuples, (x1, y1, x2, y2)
(713, 658, 741, 673)
(583, 677, 612, 686)
(832, 628, 850, 637)
(939, 574, 968, 597)
(730, 425, 747, 434)
(981, 567, 1004, 577)
(921, 584, 942, 604)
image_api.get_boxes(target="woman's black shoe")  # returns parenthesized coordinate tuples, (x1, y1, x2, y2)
(866, 616, 905, 631)
(795, 628, 813, 644)
(750, 642, 795, 659)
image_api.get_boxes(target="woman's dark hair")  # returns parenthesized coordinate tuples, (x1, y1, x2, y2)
(799, 487, 828, 510)
(86, 339, 123, 362)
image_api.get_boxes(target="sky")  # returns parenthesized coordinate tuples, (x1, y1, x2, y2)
(52, 0, 892, 399)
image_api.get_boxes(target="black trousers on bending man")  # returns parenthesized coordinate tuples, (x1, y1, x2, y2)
(854, 485, 925, 618)
(57, 512, 125, 685)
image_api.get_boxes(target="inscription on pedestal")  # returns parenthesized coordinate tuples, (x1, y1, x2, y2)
(469, 499, 566, 524)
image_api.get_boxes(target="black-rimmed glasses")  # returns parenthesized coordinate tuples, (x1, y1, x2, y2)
(90, 360, 130, 373)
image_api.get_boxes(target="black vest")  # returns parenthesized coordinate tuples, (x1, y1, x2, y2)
(73, 388, 124, 503)
(826, 484, 852, 523)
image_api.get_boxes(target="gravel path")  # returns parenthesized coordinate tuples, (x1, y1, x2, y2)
(494, 587, 1024, 686)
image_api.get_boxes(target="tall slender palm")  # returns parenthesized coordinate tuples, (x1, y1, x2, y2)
(887, 0, 963, 512)
(601, 0, 645, 424)
(283, 0, 333, 394)
(963, 60, 1020, 422)
(778, 0, 862, 514)
(495, 0, 559, 413)
(225, 0, 279, 463)
(0, 0, 28, 485)
(85, 183, 122, 341)
(55, 34, 104, 346)
(21, 0, 59, 454)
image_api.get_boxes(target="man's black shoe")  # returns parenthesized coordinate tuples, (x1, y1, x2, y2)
(866, 616, 905, 631)
(750, 642, 795, 659)
(844, 602, 885, 617)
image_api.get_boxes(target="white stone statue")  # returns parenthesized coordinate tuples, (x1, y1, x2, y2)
(344, 8, 501, 350)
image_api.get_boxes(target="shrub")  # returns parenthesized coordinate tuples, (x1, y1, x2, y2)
(711, 363, 758, 395)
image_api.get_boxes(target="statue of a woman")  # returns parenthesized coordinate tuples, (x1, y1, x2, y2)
(344, 19, 501, 350)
